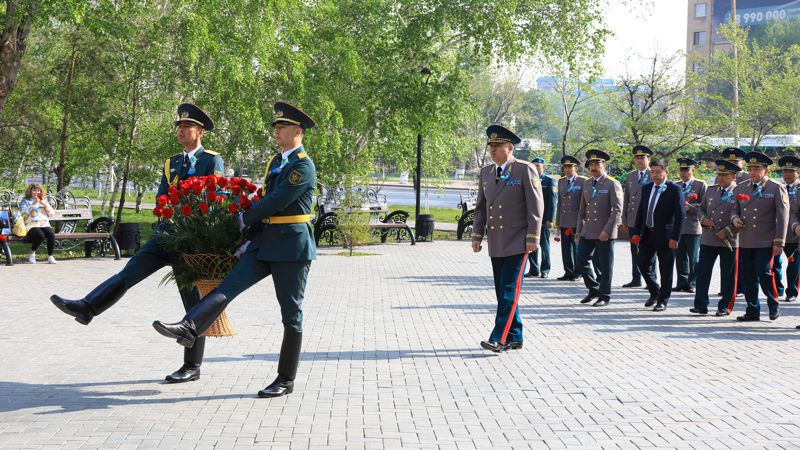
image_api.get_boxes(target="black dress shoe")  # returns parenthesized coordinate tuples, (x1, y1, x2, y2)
(796, 324, 800, 329)
(715, 310, 728, 317)
(770, 308, 781, 321)
(689, 307, 708, 315)
(580, 294, 597, 304)
(736, 314, 760, 322)
(673, 285, 687, 291)
(480, 340, 506, 352)
(165, 365, 200, 383)
(568, 276, 581, 281)
(505, 341, 523, 350)
(622, 281, 642, 288)
(592, 299, 609, 307)
(257, 375, 294, 398)
(556, 275, 571, 281)
(684, 287, 695, 293)
(524, 271, 540, 278)
(653, 303, 667, 312)
(786, 296, 797, 302)
(644, 296, 657, 308)
(540, 273, 549, 279)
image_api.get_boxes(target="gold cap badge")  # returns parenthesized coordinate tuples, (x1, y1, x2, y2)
(491, 133, 497, 139)
(180, 112, 189, 118)
(275, 110, 284, 117)
(750, 157, 757, 163)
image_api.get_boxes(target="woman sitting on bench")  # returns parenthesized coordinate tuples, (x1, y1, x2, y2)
(19, 183, 56, 264)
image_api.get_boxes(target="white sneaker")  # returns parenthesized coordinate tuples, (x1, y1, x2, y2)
(27, 252, 36, 264)
(47, 255, 57, 264)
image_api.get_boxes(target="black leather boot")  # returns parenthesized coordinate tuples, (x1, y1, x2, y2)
(50, 274, 127, 325)
(258, 328, 302, 398)
(153, 289, 229, 348)
(165, 337, 204, 383)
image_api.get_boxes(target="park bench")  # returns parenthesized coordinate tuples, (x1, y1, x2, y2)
(313, 186, 415, 246)
(455, 189, 477, 240)
(1, 189, 121, 266)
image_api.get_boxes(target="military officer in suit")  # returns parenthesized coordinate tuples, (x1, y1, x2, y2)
(50, 103, 224, 384)
(622, 145, 654, 288)
(153, 102, 317, 397)
(778, 156, 800, 302)
(576, 150, 622, 307)
(556, 155, 586, 281)
(526, 157, 556, 278)
(674, 158, 707, 293)
(471, 125, 543, 353)
(731, 151, 789, 321)
(632, 159, 684, 311)
(691, 160, 741, 316)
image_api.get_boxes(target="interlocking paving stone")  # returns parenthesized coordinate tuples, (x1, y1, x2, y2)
(1, 240, 799, 449)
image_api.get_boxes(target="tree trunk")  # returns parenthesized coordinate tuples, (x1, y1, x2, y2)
(0, 1, 39, 115)
(135, 185, 144, 213)
(56, 41, 78, 192)
(115, 82, 138, 230)
(100, 124, 122, 216)
(108, 175, 121, 218)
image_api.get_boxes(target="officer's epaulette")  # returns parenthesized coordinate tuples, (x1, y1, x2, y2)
(607, 176, 617, 181)
(204, 149, 220, 156)
(297, 152, 307, 159)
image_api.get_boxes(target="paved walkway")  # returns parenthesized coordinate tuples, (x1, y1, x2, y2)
(1, 240, 799, 449)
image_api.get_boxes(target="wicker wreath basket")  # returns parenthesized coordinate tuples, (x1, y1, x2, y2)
(183, 253, 238, 337)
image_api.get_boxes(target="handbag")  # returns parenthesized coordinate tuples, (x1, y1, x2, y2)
(11, 212, 27, 237)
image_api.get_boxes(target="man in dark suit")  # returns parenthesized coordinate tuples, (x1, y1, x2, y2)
(632, 159, 685, 311)
(526, 157, 556, 278)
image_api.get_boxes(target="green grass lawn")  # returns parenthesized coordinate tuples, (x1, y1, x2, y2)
(389, 205, 461, 224)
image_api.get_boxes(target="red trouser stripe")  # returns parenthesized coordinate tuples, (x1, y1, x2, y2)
(770, 256, 781, 303)
(500, 252, 528, 345)
(727, 247, 739, 314)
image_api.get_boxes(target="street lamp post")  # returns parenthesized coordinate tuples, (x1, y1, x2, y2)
(415, 67, 432, 224)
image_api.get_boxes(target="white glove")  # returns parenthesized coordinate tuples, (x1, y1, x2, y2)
(237, 213, 245, 231)
(233, 240, 251, 258)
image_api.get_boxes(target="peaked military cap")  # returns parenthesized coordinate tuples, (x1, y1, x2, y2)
(560, 155, 580, 166)
(585, 149, 611, 163)
(677, 157, 698, 169)
(744, 151, 773, 167)
(778, 155, 800, 171)
(486, 125, 521, 145)
(272, 101, 316, 129)
(175, 103, 214, 131)
(721, 147, 746, 161)
(632, 145, 653, 157)
(715, 159, 742, 174)
(532, 157, 546, 164)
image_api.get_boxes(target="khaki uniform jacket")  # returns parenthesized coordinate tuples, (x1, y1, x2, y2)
(472, 159, 544, 258)
(556, 175, 587, 230)
(679, 179, 708, 235)
(576, 174, 623, 240)
(623, 169, 650, 228)
(698, 184, 739, 248)
(736, 171, 749, 185)
(732, 178, 789, 249)
(783, 180, 800, 245)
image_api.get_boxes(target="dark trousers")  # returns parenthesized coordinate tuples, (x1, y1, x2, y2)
(676, 234, 701, 289)
(637, 233, 675, 303)
(527, 225, 551, 275)
(488, 253, 526, 343)
(739, 247, 780, 317)
(25, 226, 55, 255)
(629, 240, 655, 284)
(216, 249, 311, 332)
(783, 243, 799, 298)
(694, 244, 736, 313)
(577, 239, 614, 301)
(773, 253, 785, 296)
(560, 227, 577, 277)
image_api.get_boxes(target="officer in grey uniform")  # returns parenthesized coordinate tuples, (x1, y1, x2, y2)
(690, 159, 741, 316)
(674, 158, 707, 293)
(556, 155, 586, 281)
(622, 145, 653, 288)
(778, 156, 800, 302)
(50, 103, 224, 384)
(576, 149, 623, 307)
(526, 157, 556, 278)
(731, 151, 789, 321)
(722, 147, 751, 185)
(471, 125, 544, 352)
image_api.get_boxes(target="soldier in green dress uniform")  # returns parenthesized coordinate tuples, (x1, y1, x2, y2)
(152, 102, 317, 398)
(50, 104, 223, 384)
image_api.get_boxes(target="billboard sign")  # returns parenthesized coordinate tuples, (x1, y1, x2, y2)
(713, 0, 800, 42)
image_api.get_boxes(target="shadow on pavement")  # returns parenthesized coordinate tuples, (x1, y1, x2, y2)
(204, 348, 496, 364)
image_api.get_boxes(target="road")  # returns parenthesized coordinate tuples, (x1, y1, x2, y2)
(376, 185, 470, 209)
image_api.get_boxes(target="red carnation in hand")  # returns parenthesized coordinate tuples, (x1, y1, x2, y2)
(246, 182, 257, 193)
(238, 195, 252, 210)
(554, 236, 561, 242)
(217, 177, 229, 188)
(737, 194, 751, 201)
(181, 204, 192, 217)
(565, 228, 574, 236)
(630, 235, 641, 245)
(198, 202, 209, 216)
(162, 207, 174, 219)
(228, 203, 239, 214)
(152, 206, 164, 217)
(169, 192, 181, 205)
(790, 257, 796, 263)
(688, 194, 698, 201)
(231, 185, 242, 196)
(156, 195, 168, 206)
(251, 195, 260, 204)
(206, 190, 217, 203)
(257, 187, 265, 197)
(0, 234, 8, 242)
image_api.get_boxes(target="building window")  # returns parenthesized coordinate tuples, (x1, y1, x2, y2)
(695, 3, 707, 18)
(692, 62, 703, 73)
(693, 31, 707, 46)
